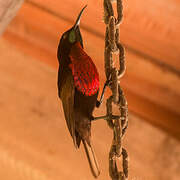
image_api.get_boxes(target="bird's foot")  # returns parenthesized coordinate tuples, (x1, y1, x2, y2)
(91, 115, 121, 121)
(96, 78, 111, 108)
(96, 101, 101, 108)
(91, 115, 109, 121)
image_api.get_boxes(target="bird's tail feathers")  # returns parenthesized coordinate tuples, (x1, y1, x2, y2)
(82, 140, 100, 178)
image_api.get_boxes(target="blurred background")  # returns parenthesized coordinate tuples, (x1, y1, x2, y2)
(0, 0, 179, 179)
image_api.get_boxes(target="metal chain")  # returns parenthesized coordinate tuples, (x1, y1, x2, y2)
(103, 0, 128, 179)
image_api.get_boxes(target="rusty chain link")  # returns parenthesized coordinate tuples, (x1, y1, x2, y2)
(103, 0, 128, 179)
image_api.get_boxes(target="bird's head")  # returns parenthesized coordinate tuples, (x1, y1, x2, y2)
(58, 5, 87, 58)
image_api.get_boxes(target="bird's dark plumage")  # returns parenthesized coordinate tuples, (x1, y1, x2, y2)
(57, 6, 100, 178)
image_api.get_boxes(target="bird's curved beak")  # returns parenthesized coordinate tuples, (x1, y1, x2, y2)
(73, 5, 87, 29)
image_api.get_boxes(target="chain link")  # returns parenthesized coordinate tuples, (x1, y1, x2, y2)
(103, 0, 128, 179)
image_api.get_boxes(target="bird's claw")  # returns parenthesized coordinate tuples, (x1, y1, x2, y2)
(96, 101, 101, 108)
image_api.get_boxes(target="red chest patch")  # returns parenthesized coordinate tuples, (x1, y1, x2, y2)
(69, 42, 99, 96)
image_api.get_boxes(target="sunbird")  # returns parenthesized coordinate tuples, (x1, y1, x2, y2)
(57, 6, 100, 178)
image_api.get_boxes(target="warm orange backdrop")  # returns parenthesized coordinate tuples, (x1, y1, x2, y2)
(0, 0, 180, 179)
(3, 0, 180, 138)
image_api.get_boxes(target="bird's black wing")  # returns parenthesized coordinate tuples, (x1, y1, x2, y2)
(59, 70, 77, 147)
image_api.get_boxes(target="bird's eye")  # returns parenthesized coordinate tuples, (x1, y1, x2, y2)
(69, 30, 76, 43)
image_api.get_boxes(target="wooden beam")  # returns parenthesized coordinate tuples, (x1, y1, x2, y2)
(0, 0, 24, 35)
(3, 2, 180, 139)
(0, 39, 179, 179)
(28, 0, 180, 73)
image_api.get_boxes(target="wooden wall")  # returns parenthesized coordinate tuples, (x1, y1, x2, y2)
(0, 0, 180, 179)
(0, 38, 179, 180)
(3, 0, 180, 139)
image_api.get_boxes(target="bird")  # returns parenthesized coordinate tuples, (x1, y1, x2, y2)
(57, 5, 100, 178)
